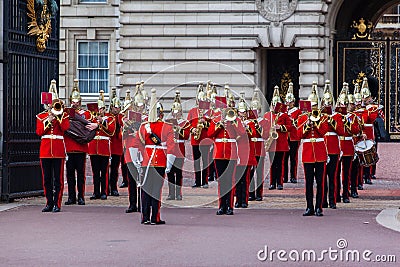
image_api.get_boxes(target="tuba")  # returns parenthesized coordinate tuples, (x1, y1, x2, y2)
(264, 113, 279, 151)
(224, 107, 237, 122)
(194, 109, 204, 140)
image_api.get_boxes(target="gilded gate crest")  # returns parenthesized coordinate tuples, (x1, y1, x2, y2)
(256, 0, 298, 23)
(27, 0, 58, 52)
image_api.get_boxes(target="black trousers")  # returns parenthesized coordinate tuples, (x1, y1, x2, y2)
(284, 140, 300, 181)
(167, 158, 184, 198)
(110, 154, 122, 192)
(208, 146, 216, 181)
(323, 154, 339, 206)
(351, 157, 360, 192)
(249, 156, 265, 198)
(215, 159, 236, 211)
(66, 152, 86, 201)
(126, 162, 140, 209)
(235, 165, 250, 205)
(121, 155, 128, 184)
(141, 167, 165, 223)
(303, 162, 326, 211)
(339, 156, 352, 199)
(40, 158, 64, 208)
(192, 145, 211, 186)
(90, 155, 109, 196)
(269, 151, 285, 187)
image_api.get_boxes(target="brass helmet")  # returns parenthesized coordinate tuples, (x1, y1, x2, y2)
(360, 77, 371, 99)
(285, 82, 295, 104)
(210, 84, 218, 103)
(98, 89, 106, 109)
(237, 91, 247, 113)
(171, 90, 182, 114)
(348, 94, 355, 105)
(307, 81, 319, 107)
(251, 88, 262, 112)
(353, 83, 362, 103)
(110, 87, 122, 109)
(133, 82, 145, 108)
(48, 79, 59, 100)
(227, 93, 235, 108)
(121, 89, 133, 113)
(271, 85, 282, 107)
(206, 81, 213, 100)
(322, 80, 334, 106)
(197, 82, 206, 101)
(337, 82, 349, 106)
(140, 80, 149, 105)
(70, 78, 81, 103)
(224, 83, 233, 99)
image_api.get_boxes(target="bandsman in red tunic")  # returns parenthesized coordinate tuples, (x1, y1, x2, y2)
(234, 92, 258, 208)
(248, 89, 266, 201)
(88, 90, 116, 200)
(36, 80, 70, 212)
(127, 89, 175, 225)
(284, 82, 302, 184)
(64, 79, 96, 206)
(263, 86, 293, 191)
(208, 93, 247, 215)
(166, 91, 191, 200)
(297, 82, 330, 217)
(109, 88, 123, 196)
(321, 80, 345, 209)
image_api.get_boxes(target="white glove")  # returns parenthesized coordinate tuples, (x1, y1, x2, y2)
(165, 154, 176, 174)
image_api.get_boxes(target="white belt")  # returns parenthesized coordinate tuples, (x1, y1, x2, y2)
(325, 132, 337, 136)
(339, 136, 353, 141)
(250, 138, 264, 142)
(145, 145, 167, 149)
(94, 136, 110, 140)
(215, 138, 236, 143)
(303, 138, 324, 143)
(174, 140, 185, 143)
(42, 135, 64, 140)
(364, 124, 373, 127)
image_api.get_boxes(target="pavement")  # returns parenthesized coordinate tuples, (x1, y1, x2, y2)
(0, 142, 399, 266)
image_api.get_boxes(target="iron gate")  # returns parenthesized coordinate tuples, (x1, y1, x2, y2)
(2, 0, 59, 201)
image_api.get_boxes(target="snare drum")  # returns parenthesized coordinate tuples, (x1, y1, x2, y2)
(354, 140, 379, 167)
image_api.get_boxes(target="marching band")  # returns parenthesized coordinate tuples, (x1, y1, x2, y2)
(36, 78, 383, 222)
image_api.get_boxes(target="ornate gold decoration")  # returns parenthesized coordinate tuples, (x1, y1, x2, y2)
(352, 71, 367, 87)
(351, 18, 373, 40)
(27, 0, 57, 52)
(280, 72, 292, 99)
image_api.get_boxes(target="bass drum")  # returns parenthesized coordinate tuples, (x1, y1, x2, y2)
(354, 140, 379, 167)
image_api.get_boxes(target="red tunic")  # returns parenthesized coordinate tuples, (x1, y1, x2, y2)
(237, 119, 258, 166)
(130, 120, 175, 167)
(207, 117, 246, 160)
(287, 107, 302, 141)
(64, 109, 92, 153)
(297, 113, 330, 163)
(187, 107, 213, 146)
(339, 112, 362, 156)
(88, 113, 116, 157)
(36, 111, 70, 158)
(253, 118, 266, 157)
(172, 119, 191, 158)
(324, 112, 345, 155)
(110, 113, 123, 155)
(263, 111, 293, 152)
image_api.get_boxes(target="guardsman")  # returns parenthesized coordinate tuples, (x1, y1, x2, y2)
(64, 79, 96, 206)
(263, 86, 293, 190)
(297, 81, 330, 217)
(321, 80, 345, 209)
(337, 83, 362, 203)
(248, 89, 266, 201)
(284, 82, 302, 184)
(187, 82, 212, 188)
(36, 80, 70, 212)
(119, 90, 133, 189)
(166, 91, 191, 200)
(235, 92, 258, 208)
(208, 96, 247, 215)
(88, 90, 116, 200)
(127, 88, 175, 225)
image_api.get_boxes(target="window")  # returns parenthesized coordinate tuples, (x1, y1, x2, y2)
(77, 41, 109, 94)
(79, 0, 107, 3)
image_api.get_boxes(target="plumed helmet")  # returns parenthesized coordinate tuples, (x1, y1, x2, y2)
(353, 83, 362, 103)
(238, 91, 247, 112)
(322, 80, 334, 106)
(121, 89, 133, 113)
(48, 79, 59, 100)
(197, 82, 206, 101)
(134, 82, 145, 108)
(251, 88, 262, 112)
(360, 77, 371, 99)
(271, 85, 282, 107)
(139, 80, 149, 104)
(98, 89, 106, 109)
(70, 78, 81, 103)
(337, 82, 349, 106)
(307, 81, 319, 106)
(109, 87, 121, 109)
(348, 94, 355, 105)
(285, 82, 295, 103)
(171, 90, 182, 114)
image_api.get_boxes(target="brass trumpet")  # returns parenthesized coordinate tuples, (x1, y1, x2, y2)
(264, 114, 279, 151)
(224, 107, 237, 122)
(194, 109, 205, 140)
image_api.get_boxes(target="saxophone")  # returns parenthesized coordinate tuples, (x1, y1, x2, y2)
(264, 113, 279, 151)
(194, 109, 204, 140)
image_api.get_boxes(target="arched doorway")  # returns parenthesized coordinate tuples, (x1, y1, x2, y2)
(331, 0, 400, 140)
